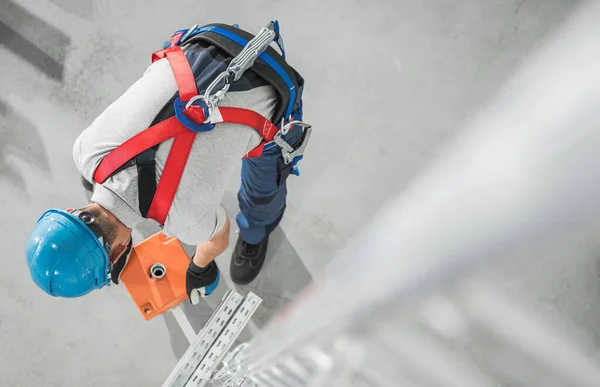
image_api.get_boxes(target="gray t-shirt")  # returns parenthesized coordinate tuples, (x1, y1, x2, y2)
(73, 57, 277, 245)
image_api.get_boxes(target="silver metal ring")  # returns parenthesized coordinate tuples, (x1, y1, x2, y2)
(185, 95, 203, 110)
(149, 263, 166, 280)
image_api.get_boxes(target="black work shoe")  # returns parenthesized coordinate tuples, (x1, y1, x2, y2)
(230, 236, 269, 285)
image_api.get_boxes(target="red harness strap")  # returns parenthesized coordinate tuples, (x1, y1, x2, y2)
(147, 129, 196, 222)
(94, 46, 278, 225)
(184, 105, 278, 158)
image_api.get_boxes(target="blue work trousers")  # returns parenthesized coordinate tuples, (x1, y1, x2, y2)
(236, 127, 302, 244)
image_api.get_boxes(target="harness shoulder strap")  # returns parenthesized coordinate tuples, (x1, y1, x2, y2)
(94, 47, 199, 224)
(185, 23, 301, 124)
(93, 116, 186, 184)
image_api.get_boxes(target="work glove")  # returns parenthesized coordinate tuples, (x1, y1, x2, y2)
(110, 239, 133, 285)
(186, 259, 220, 305)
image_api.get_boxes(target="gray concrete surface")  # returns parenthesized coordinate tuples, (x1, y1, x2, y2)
(0, 0, 590, 386)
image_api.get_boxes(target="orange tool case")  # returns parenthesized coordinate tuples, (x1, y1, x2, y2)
(120, 232, 190, 320)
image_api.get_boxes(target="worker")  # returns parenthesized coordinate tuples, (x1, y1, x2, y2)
(25, 22, 309, 304)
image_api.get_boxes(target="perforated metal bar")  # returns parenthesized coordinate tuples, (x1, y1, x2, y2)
(162, 290, 244, 387)
(186, 293, 263, 387)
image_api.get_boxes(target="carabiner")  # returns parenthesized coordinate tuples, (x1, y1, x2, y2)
(273, 122, 313, 164)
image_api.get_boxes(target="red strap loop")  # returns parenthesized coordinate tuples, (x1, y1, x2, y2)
(151, 31, 185, 63)
(151, 49, 168, 63)
(184, 106, 278, 141)
(165, 48, 198, 102)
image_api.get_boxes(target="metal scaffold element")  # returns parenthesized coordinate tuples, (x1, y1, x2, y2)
(168, 1, 600, 386)
(163, 291, 262, 387)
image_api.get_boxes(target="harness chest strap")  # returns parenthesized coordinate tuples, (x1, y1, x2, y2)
(93, 46, 279, 225)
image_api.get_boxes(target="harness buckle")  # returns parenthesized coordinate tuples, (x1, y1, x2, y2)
(273, 121, 312, 164)
(174, 97, 216, 132)
(184, 72, 230, 126)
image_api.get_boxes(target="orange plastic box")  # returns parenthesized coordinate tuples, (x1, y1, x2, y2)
(120, 232, 190, 320)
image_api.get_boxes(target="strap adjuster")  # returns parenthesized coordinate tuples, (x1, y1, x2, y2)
(173, 97, 216, 133)
(273, 121, 312, 164)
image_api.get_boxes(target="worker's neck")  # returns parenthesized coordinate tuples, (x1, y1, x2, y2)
(90, 201, 132, 249)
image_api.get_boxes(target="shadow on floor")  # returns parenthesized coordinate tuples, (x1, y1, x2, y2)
(161, 224, 312, 360)
(0, 99, 50, 200)
(234, 226, 313, 328)
(220, 190, 313, 328)
(49, 0, 95, 20)
(0, 1, 70, 81)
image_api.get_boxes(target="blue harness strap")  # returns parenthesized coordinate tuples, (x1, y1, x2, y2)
(164, 22, 303, 127)
(193, 25, 296, 120)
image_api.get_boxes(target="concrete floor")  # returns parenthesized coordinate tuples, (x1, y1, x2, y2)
(0, 0, 590, 386)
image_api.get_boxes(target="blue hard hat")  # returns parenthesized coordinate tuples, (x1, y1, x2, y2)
(26, 209, 112, 297)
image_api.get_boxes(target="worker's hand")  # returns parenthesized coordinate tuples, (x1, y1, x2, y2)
(110, 239, 133, 285)
(186, 260, 220, 305)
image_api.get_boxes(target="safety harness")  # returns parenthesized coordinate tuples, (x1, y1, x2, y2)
(92, 22, 311, 226)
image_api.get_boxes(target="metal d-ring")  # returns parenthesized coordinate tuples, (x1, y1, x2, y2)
(184, 95, 216, 124)
(280, 120, 311, 135)
(184, 71, 232, 124)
